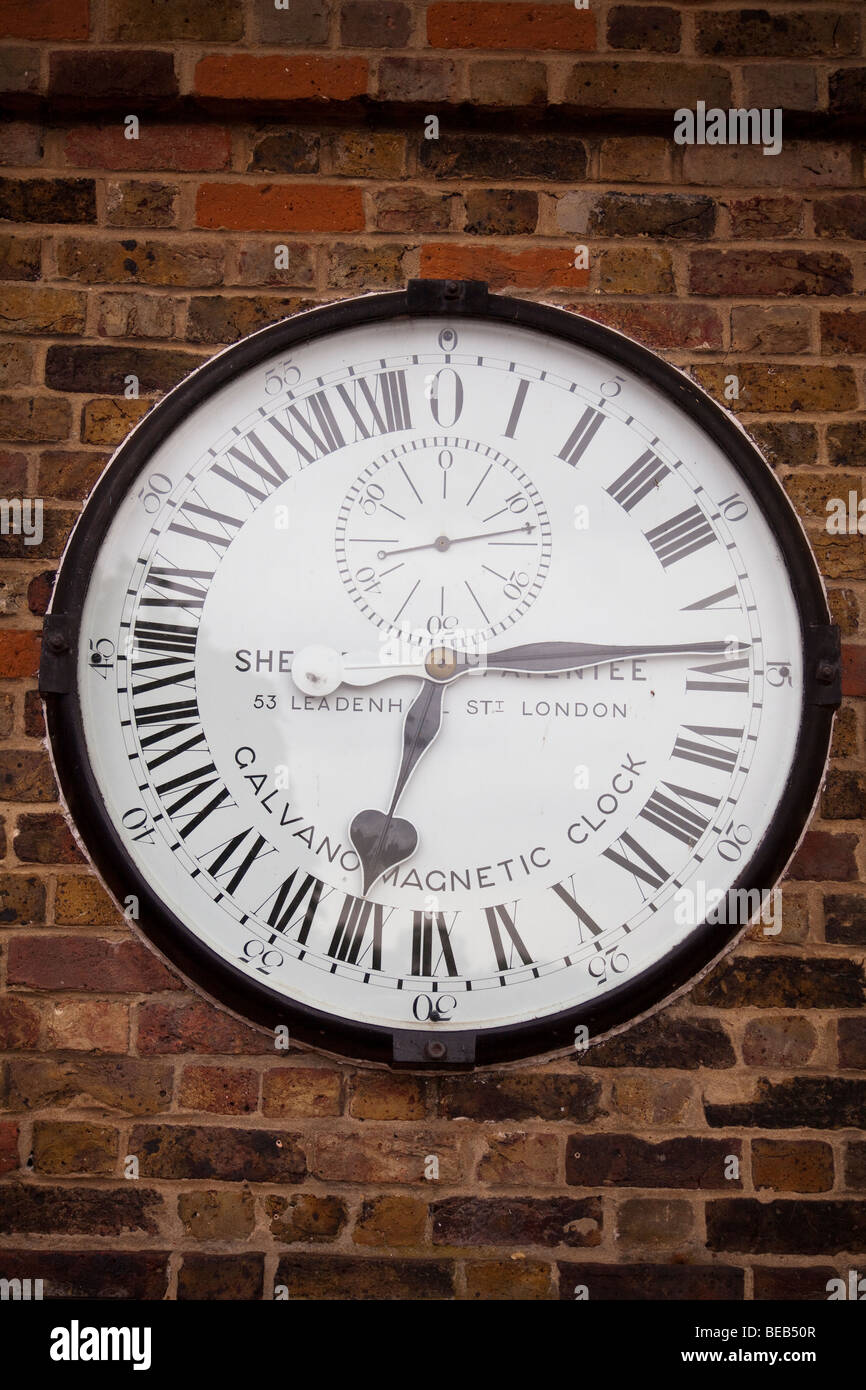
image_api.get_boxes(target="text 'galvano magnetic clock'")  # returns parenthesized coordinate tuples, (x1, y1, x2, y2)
(40, 281, 840, 1067)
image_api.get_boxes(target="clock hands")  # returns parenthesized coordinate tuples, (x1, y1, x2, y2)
(376, 522, 535, 560)
(292, 639, 749, 696)
(295, 638, 751, 893)
(349, 679, 446, 894)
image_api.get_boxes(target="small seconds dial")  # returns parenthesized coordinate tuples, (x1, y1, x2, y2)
(335, 437, 552, 640)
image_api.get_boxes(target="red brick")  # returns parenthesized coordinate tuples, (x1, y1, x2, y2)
(0, 997, 40, 1049)
(21, 570, 53, 618)
(428, 3, 594, 50)
(136, 998, 275, 1054)
(690, 250, 852, 298)
(0, 394, 71, 442)
(36, 450, 109, 501)
(579, 302, 722, 351)
(420, 242, 587, 291)
(65, 125, 231, 173)
(787, 831, 859, 882)
(7, 935, 182, 992)
(0, 630, 40, 677)
(0, 0, 88, 41)
(842, 644, 866, 696)
(196, 183, 364, 233)
(194, 56, 367, 101)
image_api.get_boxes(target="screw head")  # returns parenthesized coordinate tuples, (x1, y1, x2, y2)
(426, 1039, 447, 1061)
(816, 660, 836, 685)
(46, 631, 68, 654)
(444, 280, 459, 297)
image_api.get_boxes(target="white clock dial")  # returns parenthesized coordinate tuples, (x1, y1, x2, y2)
(44, 290, 836, 1064)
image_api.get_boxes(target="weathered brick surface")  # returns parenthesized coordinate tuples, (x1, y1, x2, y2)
(0, 0, 863, 1305)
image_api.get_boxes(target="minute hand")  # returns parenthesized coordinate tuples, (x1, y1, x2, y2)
(473, 639, 748, 676)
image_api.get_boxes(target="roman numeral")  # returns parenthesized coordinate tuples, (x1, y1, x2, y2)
(686, 649, 750, 694)
(140, 564, 213, 611)
(682, 585, 740, 612)
(411, 910, 458, 977)
(169, 500, 243, 550)
(639, 782, 716, 847)
(645, 505, 716, 568)
(551, 877, 602, 942)
(335, 370, 412, 441)
(503, 377, 530, 438)
(131, 622, 198, 713)
(212, 429, 288, 503)
(132, 697, 200, 727)
(328, 895, 390, 970)
(557, 406, 605, 467)
(137, 720, 206, 772)
(485, 902, 533, 971)
(261, 869, 328, 943)
(206, 828, 275, 894)
(607, 449, 669, 512)
(672, 725, 742, 773)
(603, 832, 669, 891)
(269, 390, 346, 465)
(167, 776, 232, 839)
(133, 619, 197, 658)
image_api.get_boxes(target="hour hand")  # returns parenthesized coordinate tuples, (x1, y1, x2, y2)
(350, 679, 446, 894)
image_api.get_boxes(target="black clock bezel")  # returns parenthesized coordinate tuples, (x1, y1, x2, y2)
(41, 281, 839, 1069)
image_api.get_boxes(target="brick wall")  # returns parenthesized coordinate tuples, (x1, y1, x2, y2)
(0, 0, 865, 1301)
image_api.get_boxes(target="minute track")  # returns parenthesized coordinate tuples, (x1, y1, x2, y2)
(41, 287, 832, 1065)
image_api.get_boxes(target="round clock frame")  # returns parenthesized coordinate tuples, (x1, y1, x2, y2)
(39, 280, 840, 1068)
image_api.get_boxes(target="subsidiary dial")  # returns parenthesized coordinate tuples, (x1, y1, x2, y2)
(335, 436, 552, 641)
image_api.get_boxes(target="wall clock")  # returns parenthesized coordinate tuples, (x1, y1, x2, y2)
(40, 280, 840, 1067)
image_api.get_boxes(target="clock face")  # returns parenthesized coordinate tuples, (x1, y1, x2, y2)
(43, 287, 836, 1066)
